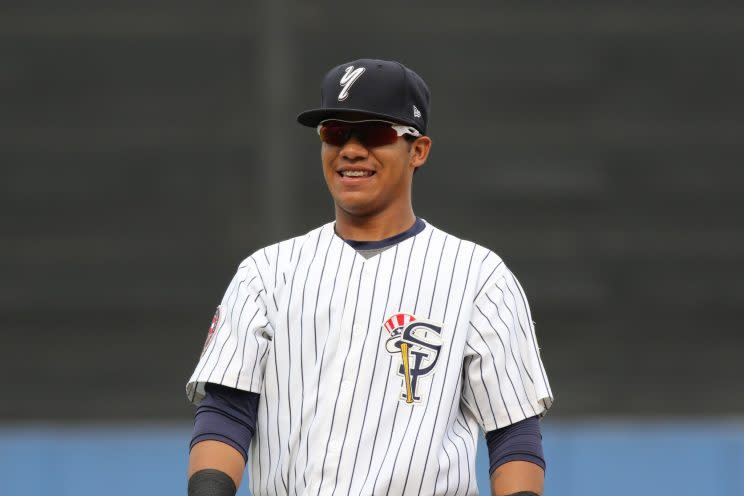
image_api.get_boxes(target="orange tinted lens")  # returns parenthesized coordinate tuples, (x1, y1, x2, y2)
(319, 122, 398, 147)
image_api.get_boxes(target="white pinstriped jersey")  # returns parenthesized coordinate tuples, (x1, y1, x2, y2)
(186, 220, 553, 496)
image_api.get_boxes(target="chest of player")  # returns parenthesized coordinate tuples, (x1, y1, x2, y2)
(264, 228, 478, 407)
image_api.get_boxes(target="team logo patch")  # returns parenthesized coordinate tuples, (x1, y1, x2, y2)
(338, 65, 365, 101)
(383, 313, 443, 404)
(201, 305, 223, 356)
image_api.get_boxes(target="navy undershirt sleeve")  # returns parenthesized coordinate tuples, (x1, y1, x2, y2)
(485, 416, 545, 474)
(190, 383, 260, 463)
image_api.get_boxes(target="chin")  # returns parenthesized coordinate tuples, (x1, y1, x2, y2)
(335, 196, 381, 218)
(338, 203, 378, 218)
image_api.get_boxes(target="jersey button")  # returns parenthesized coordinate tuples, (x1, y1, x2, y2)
(352, 324, 362, 334)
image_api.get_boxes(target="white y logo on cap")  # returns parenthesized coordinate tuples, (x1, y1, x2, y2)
(338, 66, 365, 101)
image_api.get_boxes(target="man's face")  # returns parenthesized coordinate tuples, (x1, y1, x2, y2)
(320, 118, 431, 218)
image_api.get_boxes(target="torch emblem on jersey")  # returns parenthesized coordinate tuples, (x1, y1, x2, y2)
(383, 313, 444, 404)
(201, 305, 222, 357)
(338, 65, 365, 101)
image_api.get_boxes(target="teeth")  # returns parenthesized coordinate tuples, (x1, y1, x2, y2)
(341, 170, 373, 177)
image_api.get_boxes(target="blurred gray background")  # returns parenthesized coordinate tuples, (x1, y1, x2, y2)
(2, 1, 743, 426)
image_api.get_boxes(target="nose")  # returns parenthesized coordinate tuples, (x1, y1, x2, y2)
(339, 136, 369, 162)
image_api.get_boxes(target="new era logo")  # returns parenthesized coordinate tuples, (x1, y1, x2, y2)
(413, 105, 422, 118)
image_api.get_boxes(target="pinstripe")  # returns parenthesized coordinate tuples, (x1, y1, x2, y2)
(346, 244, 398, 491)
(412, 229, 435, 311)
(246, 293, 269, 391)
(485, 296, 540, 416)
(262, 381, 273, 495)
(409, 243, 477, 496)
(328, 256, 382, 496)
(206, 296, 247, 383)
(432, 371, 464, 496)
(461, 355, 485, 424)
(441, 240, 462, 322)
(313, 230, 335, 359)
(300, 242, 348, 486)
(363, 236, 416, 493)
(190, 272, 244, 402)
(382, 230, 446, 495)
(473, 257, 504, 302)
(446, 373, 467, 496)
(368, 234, 422, 495)
(278, 235, 318, 494)
(250, 256, 278, 313)
(225, 292, 265, 386)
(486, 289, 535, 385)
(446, 428, 463, 495)
(472, 306, 531, 418)
(466, 337, 509, 426)
(427, 234, 449, 318)
(452, 418, 473, 496)
(251, 420, 262, 496)
(269, 341, 288, 495)
(290, 228, 326, 495)
(283, 238, 297, 285)
(300, 232, 336, 489)
(440, 436, 454, 495)
(503, 270, 550, 396)
(408, 236, 461, 495)
(254, 336, 270, 389)
(449, 434, 467, 496)
(274, 242, 279, 290)
(317, 256, 362, 495)
(214, 274, 257, 386)
(219, 304, 261, 384)
(496, 275, 528, 341)
(285, 230, 319, 495)
(269, 247, 297, 495)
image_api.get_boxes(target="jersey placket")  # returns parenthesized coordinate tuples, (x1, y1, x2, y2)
(314, 255, 379, 496)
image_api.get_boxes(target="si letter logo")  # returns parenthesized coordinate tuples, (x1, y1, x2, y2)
(383, 313, 444, 404)
(338, 65, 365, 101)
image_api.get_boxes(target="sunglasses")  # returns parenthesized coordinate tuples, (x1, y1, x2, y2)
(317, 119, 422, 148)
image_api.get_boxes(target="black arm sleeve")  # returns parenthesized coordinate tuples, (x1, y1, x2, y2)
(485, 415, 545, 474)
(190, 383, 260, 462)
(188, 469, 236, 496)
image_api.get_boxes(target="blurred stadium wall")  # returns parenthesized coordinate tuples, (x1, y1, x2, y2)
(1, 2, 743, 495)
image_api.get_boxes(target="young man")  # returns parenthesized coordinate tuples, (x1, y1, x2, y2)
(186, 58, 553, 496)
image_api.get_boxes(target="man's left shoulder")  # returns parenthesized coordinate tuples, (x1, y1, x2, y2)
(426, 223, 506, 270)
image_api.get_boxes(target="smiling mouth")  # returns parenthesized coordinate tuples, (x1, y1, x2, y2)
(338, 170, 375, 178)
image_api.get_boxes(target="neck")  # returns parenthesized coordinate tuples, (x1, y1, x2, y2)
(334, 205, 417, 241)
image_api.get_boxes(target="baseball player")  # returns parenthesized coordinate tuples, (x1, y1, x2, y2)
(186, 59, 553, 496)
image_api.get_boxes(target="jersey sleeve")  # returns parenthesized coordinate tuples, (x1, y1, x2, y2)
(461, 263, 553, 432)
(186, 259, 273, 404)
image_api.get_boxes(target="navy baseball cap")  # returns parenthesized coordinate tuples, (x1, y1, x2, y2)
(297, 58, 430, 134)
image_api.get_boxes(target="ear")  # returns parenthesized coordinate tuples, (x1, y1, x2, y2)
(409, 136, 432, 171)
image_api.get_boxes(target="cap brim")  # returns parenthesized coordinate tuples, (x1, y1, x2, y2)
(297, 108, 421, 131)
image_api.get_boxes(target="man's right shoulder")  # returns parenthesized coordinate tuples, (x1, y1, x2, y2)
(234, 221, 335, 283)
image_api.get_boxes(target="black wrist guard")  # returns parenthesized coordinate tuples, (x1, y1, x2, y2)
(188, 469, 236, 496)
(507, 492, 540, 496)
